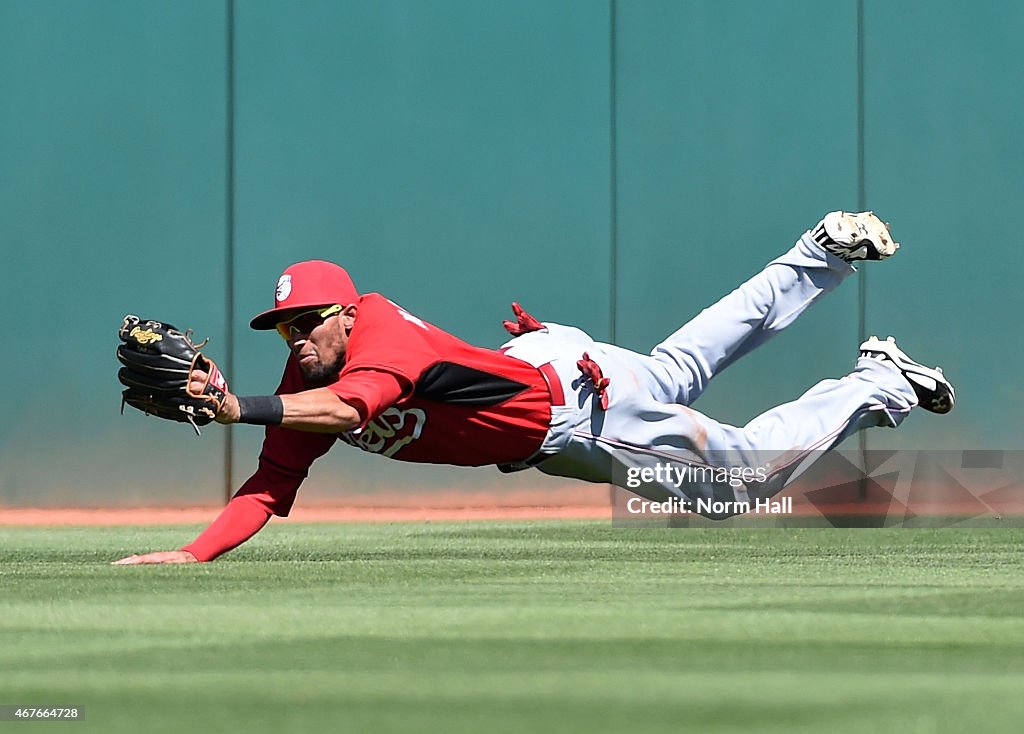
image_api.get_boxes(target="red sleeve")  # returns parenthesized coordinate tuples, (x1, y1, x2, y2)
(329, 369, 407, 422)
(236, 354, 342, 515)
(182, 356, 341, 561)
(179, 434, 335, 561)
(181, 494, 272, 562)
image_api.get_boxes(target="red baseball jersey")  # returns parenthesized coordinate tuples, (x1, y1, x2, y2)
(230, 294, 552, 516)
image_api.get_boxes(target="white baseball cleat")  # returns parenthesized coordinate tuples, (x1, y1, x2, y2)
(812, 211, 900, 261)
(859, 336, 955, 414)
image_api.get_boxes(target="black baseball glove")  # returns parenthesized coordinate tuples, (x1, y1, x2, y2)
(116, 315, 229, 434)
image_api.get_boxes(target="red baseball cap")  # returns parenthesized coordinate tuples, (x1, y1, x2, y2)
(249, 260, 359, 330)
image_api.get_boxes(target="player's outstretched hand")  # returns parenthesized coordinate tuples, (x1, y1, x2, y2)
(112, 550, 199, 565)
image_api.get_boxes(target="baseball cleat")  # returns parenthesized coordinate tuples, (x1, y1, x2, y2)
(859, 336, 955, 414)
(812, 211, 899, 261)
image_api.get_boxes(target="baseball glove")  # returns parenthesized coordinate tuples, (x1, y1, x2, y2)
(116, 315, 229, 435)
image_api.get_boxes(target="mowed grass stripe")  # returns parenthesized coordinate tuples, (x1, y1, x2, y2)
(0, 523, 1022, 734)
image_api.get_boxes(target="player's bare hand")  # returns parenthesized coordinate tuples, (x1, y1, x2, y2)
(214, 392, 240, 424)
(189, 369, 240, 424)
(112, 550, 199, 565)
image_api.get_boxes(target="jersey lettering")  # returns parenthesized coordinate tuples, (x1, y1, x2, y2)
(387, 299, 428, 330)
(342, 406, 427, 458)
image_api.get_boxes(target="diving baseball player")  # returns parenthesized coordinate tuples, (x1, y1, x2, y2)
(114, 212, 954, 564)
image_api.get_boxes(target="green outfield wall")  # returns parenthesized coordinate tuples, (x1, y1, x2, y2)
(1, 0, 1019, 506)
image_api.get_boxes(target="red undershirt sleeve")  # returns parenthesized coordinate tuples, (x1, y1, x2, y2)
(182, 494, 272, 562)
(181, 351, 407, 562)
(181, 420, 338, 561)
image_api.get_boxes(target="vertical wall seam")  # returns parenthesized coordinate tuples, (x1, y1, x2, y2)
(857, 0, 867, 338)
(856, 0, 870, 474)
(224, 0, 236, 504)
(607, 0, 619, 508)
(608, 0, 618, 345)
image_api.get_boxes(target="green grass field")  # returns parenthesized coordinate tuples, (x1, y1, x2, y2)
(2, 522, 1023, 734)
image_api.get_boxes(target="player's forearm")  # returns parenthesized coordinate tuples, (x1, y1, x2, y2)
(181, 494, 274, 562)
(280, 389, 362, 432)
(218, 388, 361, 433)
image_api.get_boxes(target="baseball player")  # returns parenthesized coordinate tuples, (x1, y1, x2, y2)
(114, 212, 954, 564)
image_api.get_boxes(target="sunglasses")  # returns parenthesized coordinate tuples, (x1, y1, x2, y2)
(275, 304, 343, 341)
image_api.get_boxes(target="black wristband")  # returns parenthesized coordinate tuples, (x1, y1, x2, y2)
(236, 395, 284, 426)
